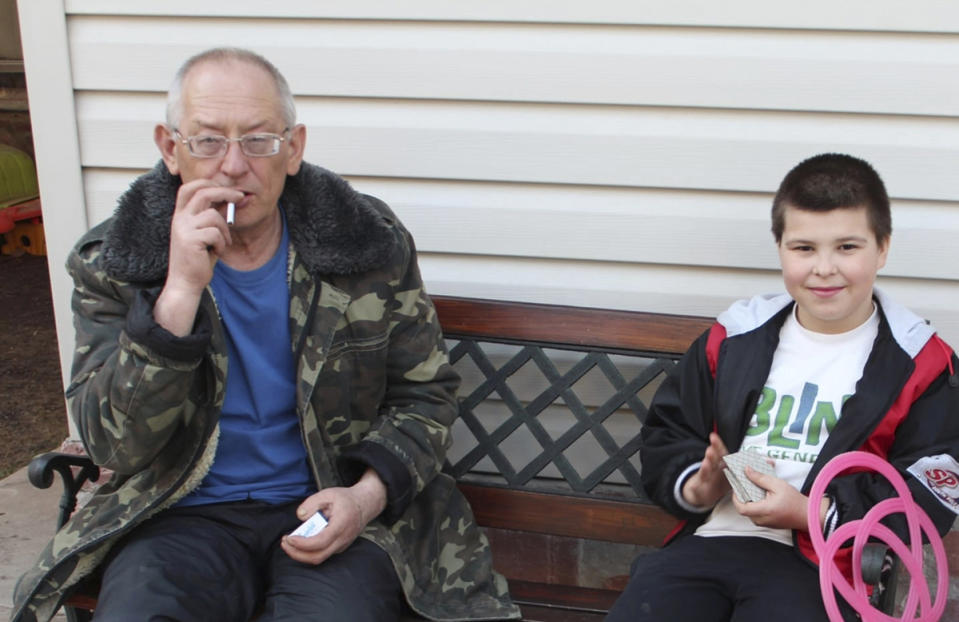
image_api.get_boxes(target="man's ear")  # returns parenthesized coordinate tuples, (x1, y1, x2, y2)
(285, 124, 307, 176)
(154, 124, 180, 175)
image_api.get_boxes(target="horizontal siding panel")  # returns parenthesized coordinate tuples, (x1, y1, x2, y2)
(76, 93, 959, 201)
(83, 169, 144, 225)
(417, 254, 959, 347)
(67, 17, 959, 116)
(81, 170, 959, 281)
(356, 178, 959, 282)
(63, 0, 959, 34)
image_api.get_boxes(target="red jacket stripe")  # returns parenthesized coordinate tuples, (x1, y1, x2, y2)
(859, 336, 953, 459)
(705, 323, 726, 379)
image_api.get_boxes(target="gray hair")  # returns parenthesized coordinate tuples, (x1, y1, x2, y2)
(165, 47, 297, 129)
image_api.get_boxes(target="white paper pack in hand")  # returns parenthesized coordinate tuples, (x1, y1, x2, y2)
(722, 451, 775, 503)
(290, 511, 328, 537)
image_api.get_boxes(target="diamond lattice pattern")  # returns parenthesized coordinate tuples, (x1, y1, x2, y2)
(446, 339, 677, 497)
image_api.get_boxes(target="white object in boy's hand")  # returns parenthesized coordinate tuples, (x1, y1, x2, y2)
(722, 451, 775, 503)
(290, 511, 328, 537)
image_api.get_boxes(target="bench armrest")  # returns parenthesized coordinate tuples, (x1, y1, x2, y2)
(862, 542, 899, 612)
(28, 451, 100, 529)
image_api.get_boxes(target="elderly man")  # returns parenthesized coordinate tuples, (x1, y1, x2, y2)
(13, 47, 517, 622)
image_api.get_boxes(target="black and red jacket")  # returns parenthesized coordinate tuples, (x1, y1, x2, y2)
(640, 290, 959, 572)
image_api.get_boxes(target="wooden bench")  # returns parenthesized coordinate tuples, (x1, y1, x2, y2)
(29, 296, 894, 621)
(435, 296, 708, 621)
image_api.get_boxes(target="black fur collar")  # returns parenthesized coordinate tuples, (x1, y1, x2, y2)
(100, 161, 398, 282)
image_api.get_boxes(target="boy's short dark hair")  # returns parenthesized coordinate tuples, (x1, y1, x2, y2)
(771, 153, 891, 244)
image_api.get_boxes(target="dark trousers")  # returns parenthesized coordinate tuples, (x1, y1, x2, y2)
(92, 500, 405, 622)
(606, 535, 858, 622)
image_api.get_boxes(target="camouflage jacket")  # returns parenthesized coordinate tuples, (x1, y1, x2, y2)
(12, 162, 519, 622)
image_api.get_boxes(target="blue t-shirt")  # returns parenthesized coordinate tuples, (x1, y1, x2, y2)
(178, 212, 316, 506)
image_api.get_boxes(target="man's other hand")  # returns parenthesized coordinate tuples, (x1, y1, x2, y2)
(281, 468, 387, 565)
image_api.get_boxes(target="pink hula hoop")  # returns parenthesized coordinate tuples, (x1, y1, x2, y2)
(807, 451, 948, 622)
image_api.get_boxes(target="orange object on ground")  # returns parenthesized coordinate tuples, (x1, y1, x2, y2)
(0, 197, 42, 234)
(1, 218, 46, 256)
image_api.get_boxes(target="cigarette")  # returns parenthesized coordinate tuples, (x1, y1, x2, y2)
(226, 202, 235, 226)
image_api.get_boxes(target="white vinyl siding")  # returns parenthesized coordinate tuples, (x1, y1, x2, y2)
(59, 0, 959, 33)
(19, 2, 959, 385)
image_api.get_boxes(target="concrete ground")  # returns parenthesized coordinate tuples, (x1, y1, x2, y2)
(0, 465, 66, 621)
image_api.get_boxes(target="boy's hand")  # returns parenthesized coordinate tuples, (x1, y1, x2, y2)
(682, 432, 731, 508)
(731, 466, 829, 531)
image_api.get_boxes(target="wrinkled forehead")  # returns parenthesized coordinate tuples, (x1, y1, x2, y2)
(179, 59, 285, 128)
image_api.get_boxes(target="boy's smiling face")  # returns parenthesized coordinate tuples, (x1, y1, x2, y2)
(778, 204, 889, 334)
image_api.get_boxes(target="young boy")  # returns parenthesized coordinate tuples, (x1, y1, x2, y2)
(607, 153, 959, 622)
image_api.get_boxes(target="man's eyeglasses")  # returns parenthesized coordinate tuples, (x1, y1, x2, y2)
(173, 128, 290, 158)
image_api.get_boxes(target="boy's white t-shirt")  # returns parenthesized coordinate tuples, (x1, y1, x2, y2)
(695, 304, 879, 544)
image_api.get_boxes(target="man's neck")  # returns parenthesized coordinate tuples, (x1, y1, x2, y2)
(218, 208, 284, 272)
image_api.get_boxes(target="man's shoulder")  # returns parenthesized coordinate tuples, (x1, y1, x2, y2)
(67, 219, 112, 271)
(285, 162, 405, 276)
(74, 219, 112, 249)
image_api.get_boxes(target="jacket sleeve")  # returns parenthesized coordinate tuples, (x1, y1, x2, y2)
(640, 328, 722, 519)
(337, 229, 460, 524)
(64, 239, 212, 475)
(825, 355, 959, 539)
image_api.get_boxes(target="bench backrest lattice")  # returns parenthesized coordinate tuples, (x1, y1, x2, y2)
(447, 336, 674, 498)
(432, 296, 713, 618)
